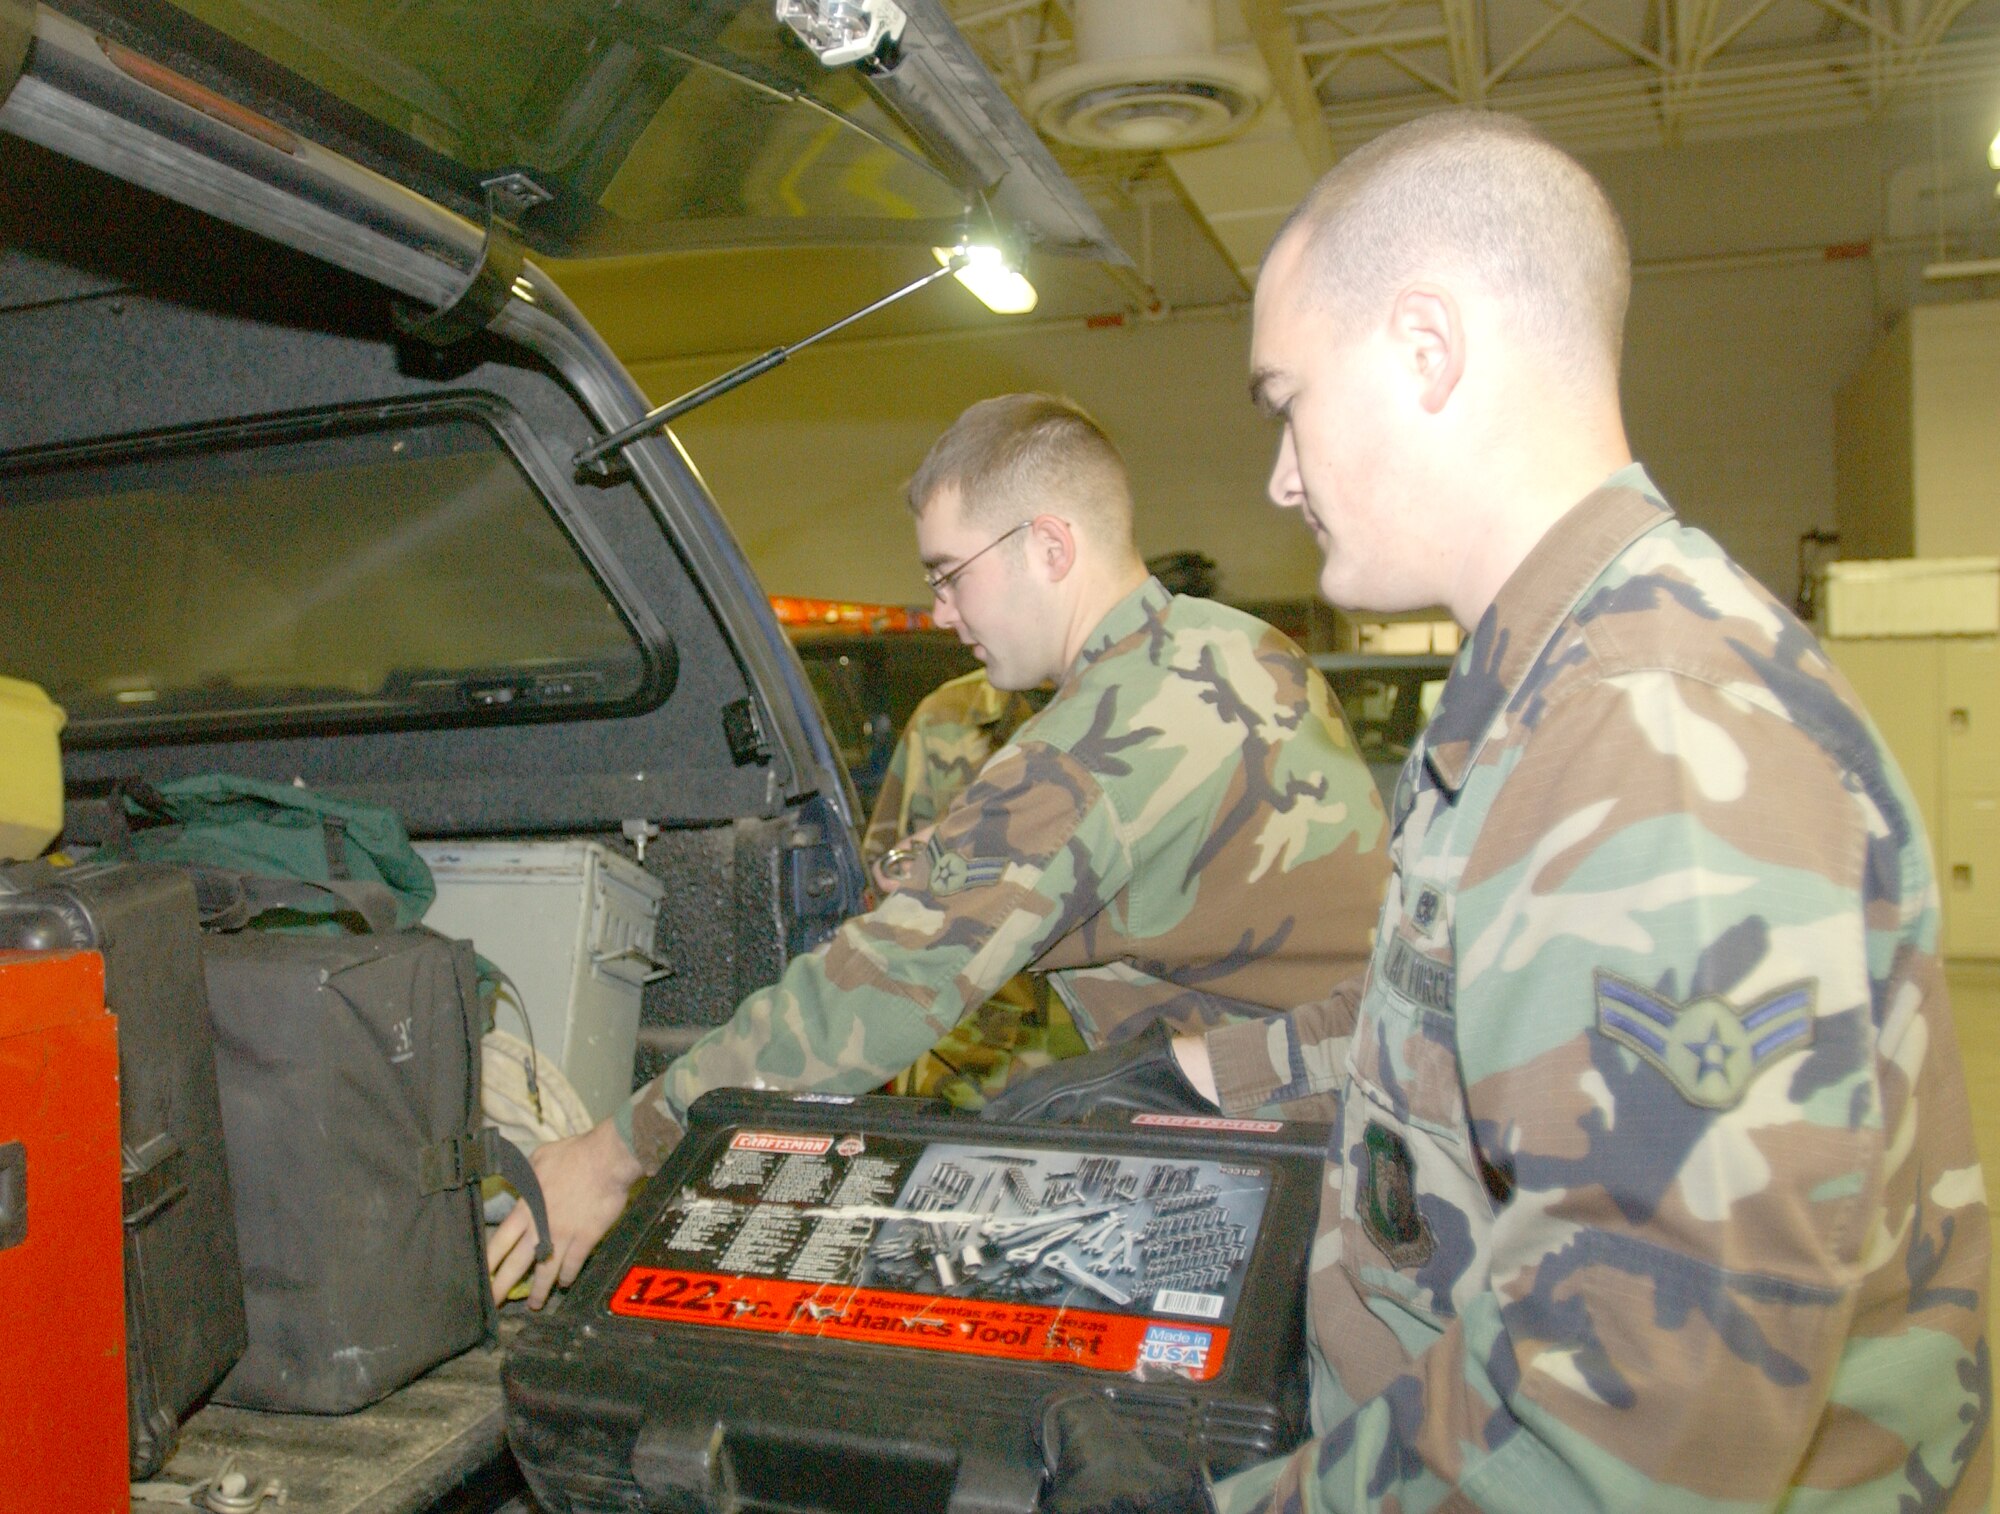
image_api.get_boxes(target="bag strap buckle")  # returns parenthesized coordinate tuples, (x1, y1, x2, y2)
(418, 1129, 496, 1195)
(418, 1130, 554, 1266)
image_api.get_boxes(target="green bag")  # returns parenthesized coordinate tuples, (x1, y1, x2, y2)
(107, 774, 434, 932)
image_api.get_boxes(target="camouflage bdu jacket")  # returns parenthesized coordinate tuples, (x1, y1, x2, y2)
(863, 669, 1069, 1107)
(628, 578, 1389, 1167)
(1204, 470, 1991, 1513)
(860, 669, 1040, 867)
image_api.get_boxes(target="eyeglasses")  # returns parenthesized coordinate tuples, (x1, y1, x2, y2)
(924, 520, 1029, 601)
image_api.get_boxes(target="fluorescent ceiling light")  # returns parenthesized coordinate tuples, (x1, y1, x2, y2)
(933, 244, 1038, 314)
(1923, 256, 2000, 281)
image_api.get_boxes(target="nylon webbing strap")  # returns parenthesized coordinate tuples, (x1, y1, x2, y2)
(420, 1129, 553, 1264)
(419, 1132, 487, 1194)
(321, 814, 351, 879)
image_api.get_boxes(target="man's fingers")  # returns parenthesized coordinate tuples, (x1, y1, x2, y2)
(486, 1199, 526, 1270)
(488, 1213, 537, 1304)
(527, 1256, 556, 1310)
(486, 1122, 646, 1309)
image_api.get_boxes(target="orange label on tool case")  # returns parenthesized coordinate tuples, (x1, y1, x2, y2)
(610, 1267, 1230, 1380)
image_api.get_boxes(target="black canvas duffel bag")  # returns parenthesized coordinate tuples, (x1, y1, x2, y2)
(203, 919, 544, 1413)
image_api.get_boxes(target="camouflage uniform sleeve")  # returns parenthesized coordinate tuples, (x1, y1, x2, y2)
(1204, 977, 1363, 1118)
(860, 718, 923, 867)
(626, 740, 1132, 1169)
(1215, 668, 1987, 1512)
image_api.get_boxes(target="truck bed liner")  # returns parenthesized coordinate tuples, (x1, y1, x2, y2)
(134, 1322, 525, 1514)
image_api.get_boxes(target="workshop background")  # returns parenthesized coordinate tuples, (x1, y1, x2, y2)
(552, 0, 2000, 1298)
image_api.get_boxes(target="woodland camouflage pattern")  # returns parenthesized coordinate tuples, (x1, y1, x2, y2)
(629, 578, 1389, 1163)
(1203, 470, 1991, 1513)
(860, 668, 1041, 868)
(860, 670, 1079, 1107)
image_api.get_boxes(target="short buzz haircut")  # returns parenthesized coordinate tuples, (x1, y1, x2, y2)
(905, 393, 1133, 543)
(1276, 110, 1631, 383)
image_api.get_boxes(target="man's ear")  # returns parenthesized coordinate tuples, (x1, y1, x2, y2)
(1030, 514, 1078, 583)
(1392, 284, 1465, 415)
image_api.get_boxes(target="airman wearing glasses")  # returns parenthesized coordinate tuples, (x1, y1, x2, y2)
(487, 393, 1391, 1310)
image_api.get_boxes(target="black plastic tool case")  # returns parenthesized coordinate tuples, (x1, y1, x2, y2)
(506, 1089, 1326, 1513)
(0, 858, 247, 1477)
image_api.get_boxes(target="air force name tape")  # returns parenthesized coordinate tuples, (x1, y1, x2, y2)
(1594, 971, 1816, 1110)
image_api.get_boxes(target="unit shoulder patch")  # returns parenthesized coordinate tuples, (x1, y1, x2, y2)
(1594, 972, 1816, 1110)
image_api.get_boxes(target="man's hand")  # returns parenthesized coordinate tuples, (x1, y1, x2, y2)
(982, 1020, 1215, 1123)
(1039, 1392, 1214, 1514)
(486, 1117, 645, 1309)
(869, 823, 937, 896)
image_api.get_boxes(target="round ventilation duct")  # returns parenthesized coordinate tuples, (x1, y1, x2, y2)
(1026, 0, 1270, 152)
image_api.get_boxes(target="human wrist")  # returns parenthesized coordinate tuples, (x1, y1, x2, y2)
(594, 1104, 645, 1184)
(1169, 1033, 1219, 1103)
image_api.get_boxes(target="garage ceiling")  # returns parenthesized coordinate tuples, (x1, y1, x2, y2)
(942, 0, 2000, 283)
(556, 0, 2000, 369)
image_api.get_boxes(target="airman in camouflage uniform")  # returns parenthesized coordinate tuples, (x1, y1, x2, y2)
(861, 668, 1041, 870)
(862, 668, 1074, 1107)
(863, 551, 1225, 1107)
(1203, 470, 1991, 1511)
(1182, 111, 1989, 1513)
(486, 395, 1389, 1308)
(633, 568, 1387, 1156)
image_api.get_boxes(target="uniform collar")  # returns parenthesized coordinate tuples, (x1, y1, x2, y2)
(1069, 575, 1173, 679)
(1422, 466, 1671, 794)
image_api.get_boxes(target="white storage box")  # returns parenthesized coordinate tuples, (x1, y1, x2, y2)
(1823, 557, 2000, 638)
(417, 840, 667, 1121)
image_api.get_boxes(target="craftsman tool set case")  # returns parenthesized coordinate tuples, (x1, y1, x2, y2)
(506, 1089, 1325, 1514)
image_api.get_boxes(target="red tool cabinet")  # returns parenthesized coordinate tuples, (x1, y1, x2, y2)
(0, 949, 127, 1511)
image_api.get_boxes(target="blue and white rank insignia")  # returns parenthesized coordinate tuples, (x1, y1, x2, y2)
(1594, 973, 1816, 1110)
(924, 835, 1007, 897)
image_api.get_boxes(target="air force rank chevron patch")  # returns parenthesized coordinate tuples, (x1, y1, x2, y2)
(924, 835, 1008, 897)
(1594, 972, 1816, 1110)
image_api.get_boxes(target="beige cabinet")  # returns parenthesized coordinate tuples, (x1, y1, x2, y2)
(1835, 301, 2000, 563)
(1944, 640, 2000, 956)
(1830, 636, 2000, 958)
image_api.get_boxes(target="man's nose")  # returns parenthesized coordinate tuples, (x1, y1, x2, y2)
(1268, 428, 1303, 511)
(931, 588, 958, 630)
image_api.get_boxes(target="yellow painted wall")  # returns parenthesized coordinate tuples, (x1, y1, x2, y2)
(629, 308, 1315, 606)
(557, 112, 1997, 617)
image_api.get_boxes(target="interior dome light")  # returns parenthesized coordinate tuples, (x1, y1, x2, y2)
(933, 244, 1038, 315)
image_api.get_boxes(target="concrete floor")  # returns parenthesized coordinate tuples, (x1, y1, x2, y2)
(1949, 960, 2000, 1318)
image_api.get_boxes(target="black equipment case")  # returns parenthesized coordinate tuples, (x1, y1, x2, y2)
(506, 1089, 1325, 1513)
(0, 858, 247, 1478)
